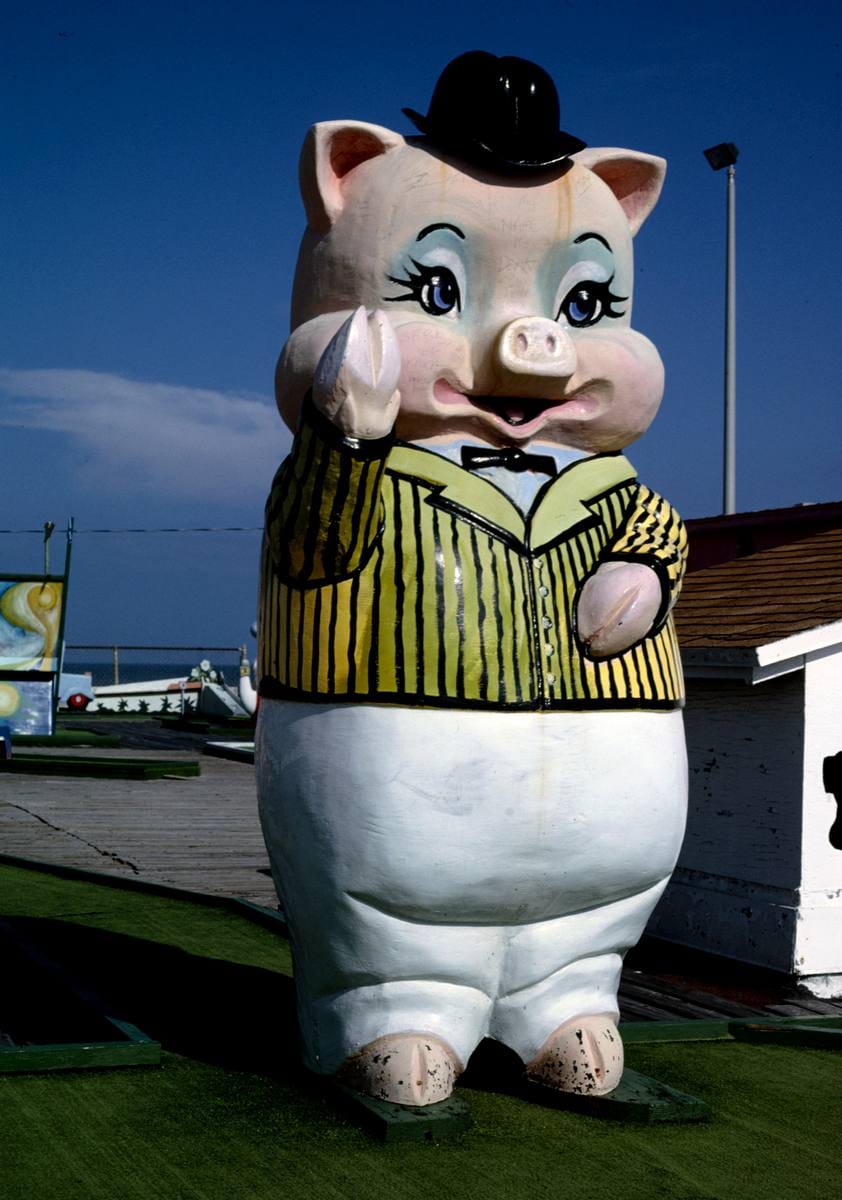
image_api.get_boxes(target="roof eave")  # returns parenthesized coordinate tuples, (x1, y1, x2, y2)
(681, 617, 842, 685)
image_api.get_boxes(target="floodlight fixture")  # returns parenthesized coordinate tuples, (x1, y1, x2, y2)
(703, 142, 739, 171)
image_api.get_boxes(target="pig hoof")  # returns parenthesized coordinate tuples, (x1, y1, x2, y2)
(338, 1033, 461, 1107)
(576, 561, 662, 658)
(526, 1015, 623, 1096)
(313, 305, 401, 439)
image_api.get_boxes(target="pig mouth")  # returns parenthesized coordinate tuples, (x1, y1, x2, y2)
(468, 396, 563, 427)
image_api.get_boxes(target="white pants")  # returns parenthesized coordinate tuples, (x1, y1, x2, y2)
(256, 701, 687, 1074)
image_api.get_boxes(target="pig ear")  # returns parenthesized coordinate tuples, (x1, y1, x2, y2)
(300, 120, 405, 232)
(575, 148, 666, 235)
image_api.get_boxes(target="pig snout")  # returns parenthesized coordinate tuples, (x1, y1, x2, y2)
(495, 317, 577, 389)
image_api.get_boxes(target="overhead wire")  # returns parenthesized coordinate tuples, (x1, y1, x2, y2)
(0, 526, 263, 534)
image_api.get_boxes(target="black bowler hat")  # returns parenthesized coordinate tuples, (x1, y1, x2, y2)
(403, 51, 586, 175)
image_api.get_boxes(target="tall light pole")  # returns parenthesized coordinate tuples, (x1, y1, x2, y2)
(704, 142, 739, 515)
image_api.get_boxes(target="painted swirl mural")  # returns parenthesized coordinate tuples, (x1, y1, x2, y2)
(0, 578, 64, 735)
(0, 580, 63, 671)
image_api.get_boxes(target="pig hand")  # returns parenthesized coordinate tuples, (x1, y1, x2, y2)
(576, 561, 664, 658)
(313, 306, 401, 440)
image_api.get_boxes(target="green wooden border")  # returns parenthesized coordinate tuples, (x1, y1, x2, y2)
(620, 1015, 842, 1043)
(0, 1032, 161, 1075)
(0, 917, 161, 1075)
(0, 755, 200, 779)
(728, 1020, 842, 1048)
(203, 742, 255, 764)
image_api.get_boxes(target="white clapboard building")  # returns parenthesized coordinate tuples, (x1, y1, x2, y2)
(649, 504, 842, 998)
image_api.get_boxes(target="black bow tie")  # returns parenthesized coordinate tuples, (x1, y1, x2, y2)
(461, 445, 558, 477)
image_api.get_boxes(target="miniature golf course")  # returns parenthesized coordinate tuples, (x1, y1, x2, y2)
(1, 859, 839, 1200)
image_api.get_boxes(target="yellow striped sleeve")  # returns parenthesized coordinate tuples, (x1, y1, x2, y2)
(607, 484, 688, 609)
(264, 398, 393, 585)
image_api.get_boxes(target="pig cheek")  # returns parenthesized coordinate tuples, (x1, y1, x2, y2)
(570, 331, 664, 451)
(393, 321, 472, 421)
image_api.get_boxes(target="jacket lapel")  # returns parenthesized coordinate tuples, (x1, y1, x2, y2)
(528, 454, 637, 551)
(388, 443, 526, 543)
(387, 444, 637, 551)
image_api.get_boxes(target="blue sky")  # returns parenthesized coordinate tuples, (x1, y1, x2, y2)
(2, 0, 840, 653)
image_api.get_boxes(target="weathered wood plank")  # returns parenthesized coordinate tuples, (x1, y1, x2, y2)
(622, 973, 765, 1018)
(0, 745, 275, 907)
(619, 979, 736, 1021)
(766, 995, 842, 1016)
(617, 996, 684, 1022)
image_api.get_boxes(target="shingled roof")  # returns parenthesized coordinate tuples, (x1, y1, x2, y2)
(676, 525, 842, 650)
(685, 499, 842, 572)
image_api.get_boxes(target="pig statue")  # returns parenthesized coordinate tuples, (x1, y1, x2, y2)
(257, 51, 688, 1107)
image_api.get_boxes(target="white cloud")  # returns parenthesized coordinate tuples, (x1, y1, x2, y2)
(0, 368, 292, 501)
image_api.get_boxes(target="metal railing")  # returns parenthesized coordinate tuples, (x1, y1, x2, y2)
(66, 644, 244, 686)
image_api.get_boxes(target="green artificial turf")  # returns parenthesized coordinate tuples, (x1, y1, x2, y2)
(0, 862, 290, 972)
(17, 731, 121, 748)
(1, 862, 840, 1200)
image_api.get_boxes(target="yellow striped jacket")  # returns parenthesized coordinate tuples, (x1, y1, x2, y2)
(259, 403, 687, 710)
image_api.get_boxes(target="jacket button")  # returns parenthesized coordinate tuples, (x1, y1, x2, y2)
(539, 585, 549, 597)
(546, 673, 556, 685)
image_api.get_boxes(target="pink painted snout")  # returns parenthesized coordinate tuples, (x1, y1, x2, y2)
(496, 317, 577, 387)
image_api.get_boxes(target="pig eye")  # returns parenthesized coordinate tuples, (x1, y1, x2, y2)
(385, 260, 462, 316)
(558, 278, 627, 328)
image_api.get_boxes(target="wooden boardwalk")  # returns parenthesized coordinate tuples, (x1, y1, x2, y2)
(2, 718, 841, 1023)
(0, 740, 276, 907)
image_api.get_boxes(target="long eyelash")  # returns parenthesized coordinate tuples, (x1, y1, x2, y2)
(600, 275, 628, 319)
(558, 275, 629, 323)
(383, 258, 429, 303)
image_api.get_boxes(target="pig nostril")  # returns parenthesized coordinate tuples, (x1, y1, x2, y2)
(516, 332, 529, 353)
(546, 335, 557, 353)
